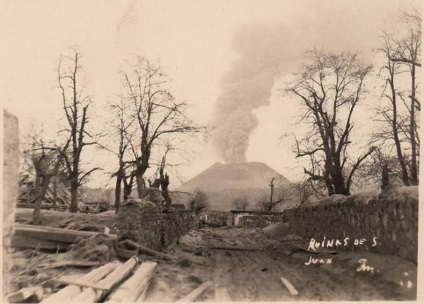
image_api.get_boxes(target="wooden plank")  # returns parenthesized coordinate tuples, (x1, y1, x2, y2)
(108, 261, 157, 303)
(280, 277, 299, 296)
(7, 286, 44, 303)
(39, 261, 101, 268)
(176, 281, 212, 303)
(52, 278, 110, 291)
(118, 239, 177, 261)
(40, 262, 120, 303)
(11, 235, 69, 251)
(13, 223, 117, 244)
(72, 257, 139, 303)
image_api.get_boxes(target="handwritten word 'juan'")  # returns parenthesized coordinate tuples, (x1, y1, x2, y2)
(305, 256, 333, 265)
(307, 236, 378, 252)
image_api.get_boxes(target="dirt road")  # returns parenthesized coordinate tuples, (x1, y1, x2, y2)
(145, 226, 417, 302)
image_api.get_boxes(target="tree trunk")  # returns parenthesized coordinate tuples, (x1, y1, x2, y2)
(69, 181, 79, 213)
(115, 176, 122, 212)
(388, 70, 410, 186)
(136, 174, 145, 198)
(159, 167, 172, 206)
(33, 174, 52, 225)
(410, 64, 418, 185)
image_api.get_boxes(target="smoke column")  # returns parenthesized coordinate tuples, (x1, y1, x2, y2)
(211, 0, 391, 164)
(212, 25, 305, 163)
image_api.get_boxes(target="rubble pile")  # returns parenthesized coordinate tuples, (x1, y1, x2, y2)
(67, 234, 117, 263)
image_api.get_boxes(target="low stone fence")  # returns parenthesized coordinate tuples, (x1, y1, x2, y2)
(283, 186, 418, 264)
(230, 211, 284, 228)
(116, 199, 197, 251)
(198, 211, 231, 227)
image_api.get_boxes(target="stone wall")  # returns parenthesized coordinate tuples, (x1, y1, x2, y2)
(198, 211, 231, 227)
(116, 199, 197, 251)
(231, 211, 284, 228)
(283, 187, 418, 263)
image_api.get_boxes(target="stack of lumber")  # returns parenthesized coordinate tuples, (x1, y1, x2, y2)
(38, 257, 157, 303)
(11, 223, 116, 251)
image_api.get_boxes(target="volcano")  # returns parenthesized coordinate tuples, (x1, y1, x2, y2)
(176, 162, 295, 211)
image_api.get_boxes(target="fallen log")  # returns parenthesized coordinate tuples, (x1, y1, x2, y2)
(72, 256, 138, 303)
(118, 239, 177, 261)
(280, 277, 299, 296)
(7, 286, 44, 303)
(108, 261, 157, 303)
(40, 262, 119, 303)
(176, 281, 212, 303)
(13, 223, 117, 244)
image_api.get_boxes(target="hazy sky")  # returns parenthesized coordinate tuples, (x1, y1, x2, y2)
(1, 0, 421, 188)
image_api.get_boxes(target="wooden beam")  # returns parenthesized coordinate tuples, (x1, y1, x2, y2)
(13, 223, 117, 244)
(118, 239, 177, 261)
(52, 278, 110, 291)
(72, 257, 139, 303)
(7, 286, 44, 303)
(176, 281, 212, 303)
(40, 262, 120, 303)
(11, 235, 69, 251)
(39, 261, 101, 268)
(280, 277, 299, 296)
(108, 261, 157, 303)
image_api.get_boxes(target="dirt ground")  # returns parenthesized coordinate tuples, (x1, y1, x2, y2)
(145, 226, 417, 302)
(10, 210, 417, 302)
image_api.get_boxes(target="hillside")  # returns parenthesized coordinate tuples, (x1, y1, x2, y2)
(176, 162, 296, 211)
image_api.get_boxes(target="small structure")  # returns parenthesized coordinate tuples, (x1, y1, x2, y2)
(229, 210, 284, 228)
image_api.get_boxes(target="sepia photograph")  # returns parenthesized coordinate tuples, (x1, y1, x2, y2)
(1, 0, 422, 302)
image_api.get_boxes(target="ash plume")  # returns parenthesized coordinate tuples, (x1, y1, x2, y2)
(212, 25, 304, 164)
(212, 1, 386, 164)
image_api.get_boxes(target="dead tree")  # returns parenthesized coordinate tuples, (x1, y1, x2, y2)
(28, 139, 70, 224)
(257, 177, 286, 212)
(57, 49, 101, 212)
(372, 10, 421, 186)
(106, 93, 135, 210)
(121, 56, 203, 198)
(286, 48, 374, 196)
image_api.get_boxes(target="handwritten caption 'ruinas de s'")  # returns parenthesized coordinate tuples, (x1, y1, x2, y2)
(304, 236, 379, 270)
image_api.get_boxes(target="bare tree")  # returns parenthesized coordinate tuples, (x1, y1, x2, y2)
(57, 48, 101, 212)
(373, 10, 421, 186)
(189, 189, 209, 214)
(121, 56, 203, 198)
(23, 133, 70, 224)
(106, 94, 135, 210)
(256, 177, 286, 212)
(232, 197, 249, 210)
(286, 48, 375, 196)
(293, 179, 315, 206)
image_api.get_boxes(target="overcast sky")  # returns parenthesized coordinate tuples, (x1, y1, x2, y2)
(1, 0, 421, 188)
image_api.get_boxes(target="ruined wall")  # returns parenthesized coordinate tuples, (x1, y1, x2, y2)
(283, 187, 418, 263)
(233, 213, 283, 228)
(3, 111, 19, 297)
(198, 211, 231, 227)
(116, 199, 197, 251)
